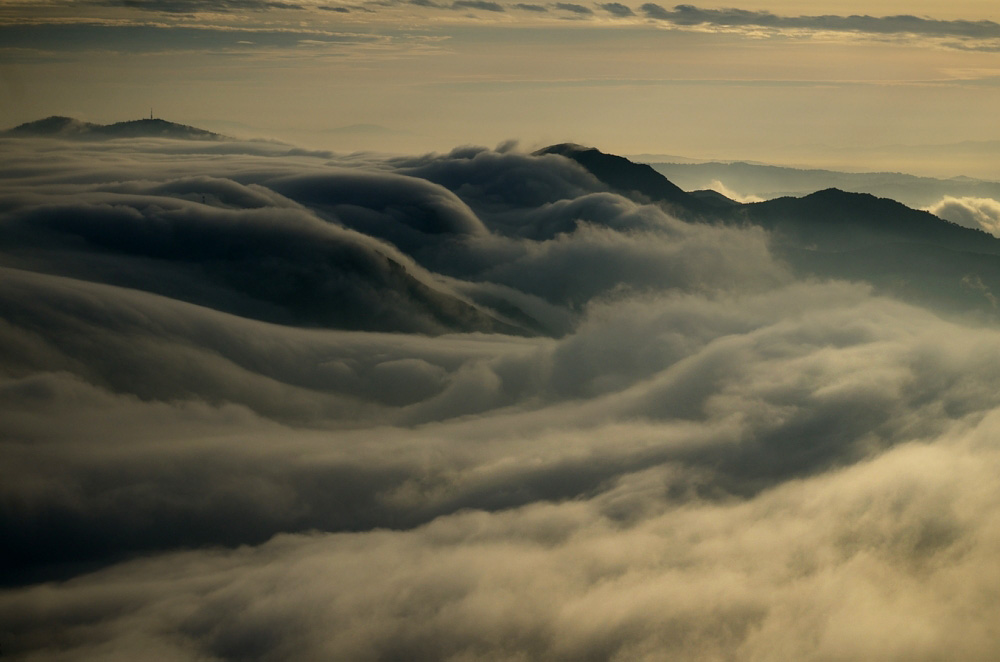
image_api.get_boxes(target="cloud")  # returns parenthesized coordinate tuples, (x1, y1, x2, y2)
(639, 2, 669, 20)
(451, 0, 505, 11)
(926, 195, 1000, 237)
(7, 135, 1000, 658)
(9, 1, 1000, 56)
(0, 191, 510, 334)
(0, 23, 387, 58)
(599, 2, 633, 17)
(104, 0, 307, 12)
(5, 417, 1000, 659)
(707, 179, 764, 203)
(637, 4, 1000, 47)
(554, 2, 592, 14)
(7, 268, 1000, 588)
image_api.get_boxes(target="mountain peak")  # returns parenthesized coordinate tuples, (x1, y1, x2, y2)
(7, 115, 99, 137)
(536, 143, 709, 215)
(5, 116, 225, 141)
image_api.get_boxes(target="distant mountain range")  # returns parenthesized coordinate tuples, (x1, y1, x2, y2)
(643, 160, 1000, 210)
(537, 143, 713, 215)
(4, 116, 225, 141)
(543, 142, 1000, 319)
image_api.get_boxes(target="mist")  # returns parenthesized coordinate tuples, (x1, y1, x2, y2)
(4, 134, 1000, 660)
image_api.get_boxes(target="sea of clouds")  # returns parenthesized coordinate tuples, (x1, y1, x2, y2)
(3, 135, 1000, 660)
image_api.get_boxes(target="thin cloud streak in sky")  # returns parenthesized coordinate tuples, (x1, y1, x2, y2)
(554, 2, 591, 14)
(15, 1, 1000, 45)
(106, 0, 309, 11)
(81, 0, 1000, 46)
(639, 3, 1000, 41)
(451, 0, 505, 11)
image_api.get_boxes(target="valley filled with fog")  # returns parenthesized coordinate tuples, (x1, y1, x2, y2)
(4, 132, 1000, 660)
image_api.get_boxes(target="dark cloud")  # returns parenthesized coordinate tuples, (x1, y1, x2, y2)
(555, 1, 592, 14)
(0, 198, 512, 335)
(639, 3, 1000, 41)
(451, 0, 505, 11)
(389, 144, 607, 218)
(107, 0, 306, 12)
(6, 135, 1000, 658)
(0, 23, 381, 55)
(298, 146, 788, 308)
(639, 2, 669, 19)
(514, 2, 548, 11)
(600, 2, 633, 17)
(0, 153, 532, 335)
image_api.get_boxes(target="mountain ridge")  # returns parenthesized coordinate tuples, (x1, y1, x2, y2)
(540, 142, 998, 254)
(644, 159, 1000, 209)
(5, 115, 225, 141)
(535, 142, 712, 216)
(541, 143, 1000, 319)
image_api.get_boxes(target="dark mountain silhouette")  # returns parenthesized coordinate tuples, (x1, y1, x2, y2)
(538, 142, 1000, 318)
(644, 159, 1000, 209)
(689, 189, 739, 209)
(733, 188, 1000, 255)
(536, 143, 711, 216)
(783, 241, 1000, 315)
(96, 118, 223, 140)
(5, 116, 225, 141)
(732, 189, 1000, 317)
(5, 116, 100, 137)
(538, 142, 1000, 255)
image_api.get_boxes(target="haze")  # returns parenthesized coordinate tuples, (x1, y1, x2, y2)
(3, 0, 1000, 176)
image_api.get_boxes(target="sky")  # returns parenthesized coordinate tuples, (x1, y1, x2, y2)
(3, 0, 1000, 175)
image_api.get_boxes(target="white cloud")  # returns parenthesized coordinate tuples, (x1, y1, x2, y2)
(5, 136, 1000, 659)
(707, 178, 765, 203)
(926, 195, 1000, 237)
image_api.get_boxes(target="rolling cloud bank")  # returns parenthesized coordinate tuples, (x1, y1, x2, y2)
(4, 127, 1000, 660)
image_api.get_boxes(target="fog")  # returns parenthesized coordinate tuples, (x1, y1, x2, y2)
(3, 135, 1000, 660)
(927, 195, 1000, 237)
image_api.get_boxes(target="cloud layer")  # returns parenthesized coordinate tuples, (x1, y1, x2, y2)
(6, 2, 1000, 54)
(927, 195, 1000, 237)
(639, 4, 1000, 40)
(4, 135, 1000, 659)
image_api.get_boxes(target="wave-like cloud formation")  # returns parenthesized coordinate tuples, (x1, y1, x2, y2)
(4, 135, 1000, 659)
(927, 195, 1000, 237)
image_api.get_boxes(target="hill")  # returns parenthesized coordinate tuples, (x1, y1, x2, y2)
(535, 143, 711, 216)
(541, 143, 1000, 318)
(644, 160, 1000, 210)
(5, 116, 225, 141)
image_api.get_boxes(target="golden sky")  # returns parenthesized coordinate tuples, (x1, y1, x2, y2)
(2, 0, 999, 175)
